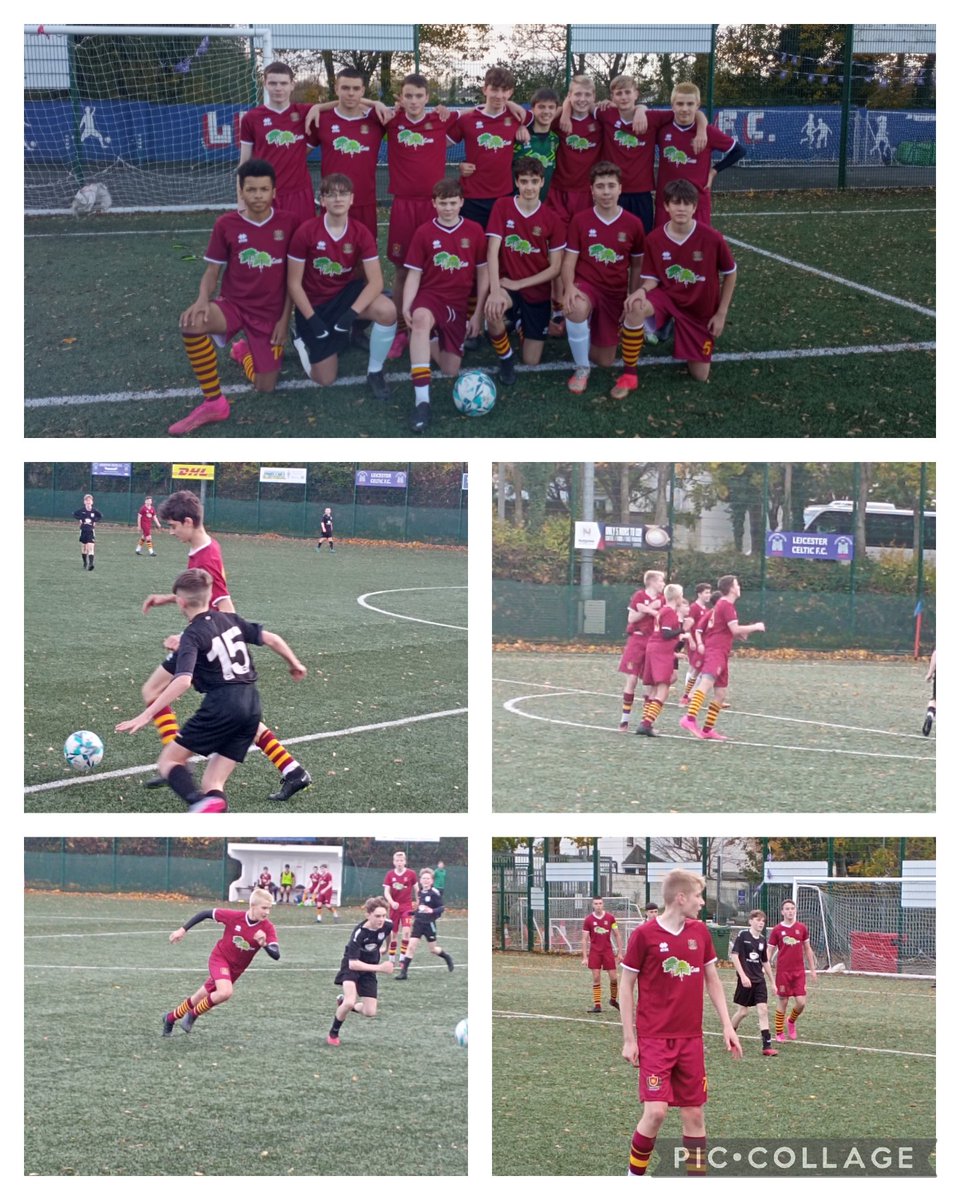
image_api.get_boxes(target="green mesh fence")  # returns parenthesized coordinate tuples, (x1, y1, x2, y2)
(25, 848, 232, 898)
(25, 462, 468, 545)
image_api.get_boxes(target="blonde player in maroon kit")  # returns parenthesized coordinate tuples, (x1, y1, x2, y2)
(637, 584, 689, 736)
(620, 869, 741, 1177)
(383, 850, 419, 963)
(582, 896, 623, 1012)
(161, 887, 279, 1035)
(769, 899, 817, 1042)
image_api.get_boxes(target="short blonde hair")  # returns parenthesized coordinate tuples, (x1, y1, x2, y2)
(664, 583, 684, 603)
(644, 569, 665, 587)
(250, 887, 274, 906)
(672, 82, 701, 103)
(610, 74, 637, 92)
(569, 74, 595, 92)
(662, 869, 703, 905)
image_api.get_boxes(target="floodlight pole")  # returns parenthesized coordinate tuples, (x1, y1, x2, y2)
(580, 461, 595, 613)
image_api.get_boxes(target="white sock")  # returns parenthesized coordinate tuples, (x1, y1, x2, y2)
(566, 318, 591, 368)
(293, 336, 312, 379)
(367, 321, 397, 374)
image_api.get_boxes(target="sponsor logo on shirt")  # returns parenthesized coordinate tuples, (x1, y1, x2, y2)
(663, 145, 693, 164)
(266, 129, 298, 146)
(505, 234, 536, 254)
(312, 256, 348, 275)
(588, 242, 622, 265)
(333, 136, 367, 154)
(566, 134, 595, 150)
(666, 264, 705, 286)
(397, 128, 434, 147)
(662, 956, 699, 979)
(433, 251, 469, 271)
(614, 129, 641, 148)
(232, 935, 254, 951)
(238, 248, 284, 270)
(478, 132, 508, 150)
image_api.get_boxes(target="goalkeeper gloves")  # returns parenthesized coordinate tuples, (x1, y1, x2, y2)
(307, 312, 329, 340)
(333, 308, 359, 336)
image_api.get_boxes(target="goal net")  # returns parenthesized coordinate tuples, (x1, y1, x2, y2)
(793, 876, 935, 978)
(24, 25, 272, 213)
(512, 896, 639, 952)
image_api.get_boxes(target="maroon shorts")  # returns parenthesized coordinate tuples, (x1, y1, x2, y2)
(687, 646, 705, 673)
(618, 634, 647, 677)
(211, 299, 285, 374)
(700, 645, 730, 689)
(638, 1036, 707, 1108)
(318, 887, 334, 905)
(776, 971, 807, 999)
(388, 197, 435, 264)
(576, 277, 624, 348)
(411, 291, 467, 357)
(350, 202, 379, 241)
(204, 950, 245, 992)
(395, 909, 414, 930)
(277, 185, 317, 228)
(139, 523, 153, 537)
(547, 187, 592, 224)
(647, 287, 716, 363)
(588, 946, 617, 971)
(643, 649, 676, 687)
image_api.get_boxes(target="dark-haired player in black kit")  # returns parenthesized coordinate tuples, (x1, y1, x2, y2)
(73, 494, 103, 570)
(730, 909, 778, 1056)
(328, 897, 395, 1045)
(317, 507, 334, 553)
(396, 867, 454, 979)
(115, 567, 307, 812)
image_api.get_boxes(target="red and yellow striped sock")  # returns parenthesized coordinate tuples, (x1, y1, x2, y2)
(683, 1135, 707, 1176)
(621, 322, 645, 369)
(703, 701, 723, 730)
(629, 1131, 656, 1176)
(172, 998, 193, 1020)
(182, 333, 223, 400)
(645, 699, 664, 725)
(389, 937, 398, 956)
(621, 692, 635, 720)
(490, 330, 512, 360)
(687, 689, 707, 718)
(255, 728, 300, 778)
(153, 707, 179, 746)
(400, 933, 410, 956)
(592, 982, 602, 1007)
(610, 977, 619, 1003)
(789, 1006, 801, 1024)
(193, 995, 212, 1018)
(239, 349, 256, 382)
(774, 1009, 785, 1035)
(411, 364, 431, 401)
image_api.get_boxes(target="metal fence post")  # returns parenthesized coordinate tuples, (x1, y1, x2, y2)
(837, 25, 855, 189)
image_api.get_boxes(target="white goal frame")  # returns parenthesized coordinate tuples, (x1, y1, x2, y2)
(792, 875, 935, 979)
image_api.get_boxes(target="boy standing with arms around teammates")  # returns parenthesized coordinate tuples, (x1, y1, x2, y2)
(769, 899, 817, 1042)
(162, 887, 280, 1035)
(115, 568, 308, 813)
(626, 179, 737, 382)
(637, 583, 688, 736)
(173, 160, 295, 435)
(287, 173, 397, 399)
(620, 869, 742, 1176)
(582, 896, 623, 1012)
(239, 62, 316, 227)
(484, 159, 566, 384)
(402, 179, 489, 432)
(730, 910, 779, 1056)
(562, 161, 646, 399)
(512, 88, 561, 202)
(654, 82, 744, 229)
(550, 76, 604, 223)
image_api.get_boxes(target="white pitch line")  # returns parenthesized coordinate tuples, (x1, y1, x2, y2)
(502, 692, 934, 763)
(494, 968, 934, 997)
(726, 236, 936, 317)
(493, 676, 933, 741)
(357, 585, 468, 631)
(24, 706, 467, 795)
(492, 1010, 934, 1058)
(23, 340, 936, 410)
(27, 960, 468, 973)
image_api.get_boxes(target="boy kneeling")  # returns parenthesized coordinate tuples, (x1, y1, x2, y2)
(625, 178, 737, 382)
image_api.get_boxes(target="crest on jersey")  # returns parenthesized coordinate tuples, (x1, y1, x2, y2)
(617, 231, 627, 242)
(273, 229, 285, 241)
(461, 237, 471, 248)
(360, 124, 370, 134)
(532, 226, 542, 236)
(688, 939, 698, 950)
(292, 111, 300, 122)
(693, 251, 703, 261)
(344, 243, 353, 255)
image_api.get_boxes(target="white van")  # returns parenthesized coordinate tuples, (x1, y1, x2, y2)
(803, 501, 936, 561)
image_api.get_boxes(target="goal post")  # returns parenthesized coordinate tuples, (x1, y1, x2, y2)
(24, 24, 273, 213)
(792, 875, 936, 978)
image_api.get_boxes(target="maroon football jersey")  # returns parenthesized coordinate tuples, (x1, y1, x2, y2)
(186, 537, 229, 608)
(565, 205, 645, 296)
(312, 108, 384, 205)
(769, 921, 810, 975)
(211, 908, 278, 973)
(448, 107, 523, 200)
(551, 112, 603, 192)
(655, 121, 737, 223)
(239, 103, 314, 193)
(626, 588, 660, 638)
(486, 196, 566, 305)
(641, 220, 736, 324)
(598, 107, 674, 192)
(205, 208, 296, 329)
(583, 911, 619, 947)
(622, 917, 716, 1039)
(383, 868, 418, 910)
(288, 214, 378, 306)
(387, 110, 459, 198)
(645, 604, 684, 673)
(703, 595, 738, 655)
(404, 217, 487, 308)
